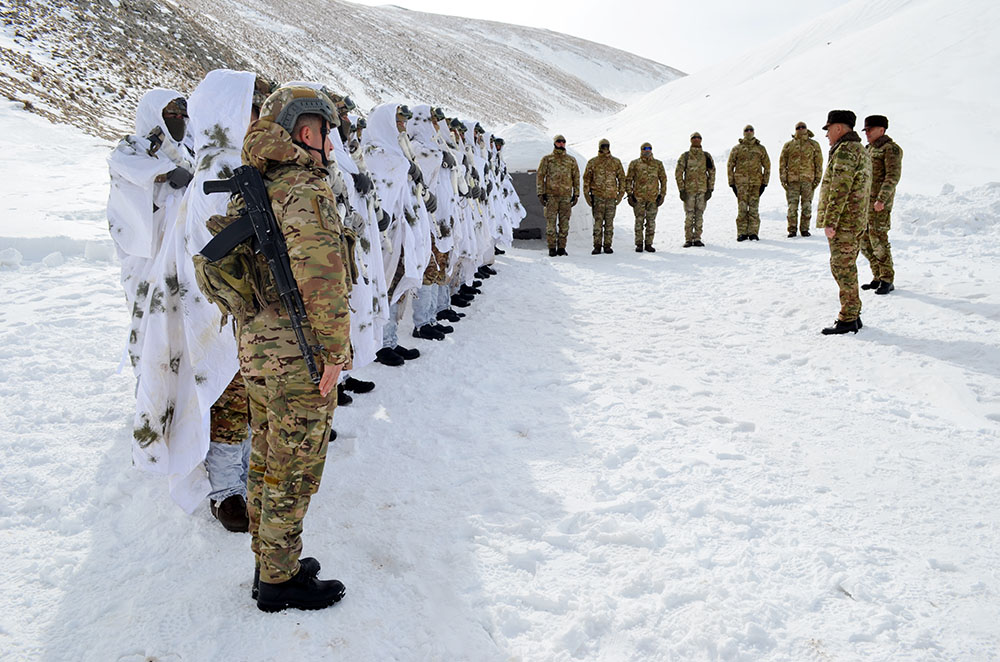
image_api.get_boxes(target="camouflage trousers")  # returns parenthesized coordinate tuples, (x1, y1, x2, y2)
(828, 224, 866, 322)
(423, 242, 448, 286)
(859, 207, 894, 283)
(243, 362, 336, 584)
(210, 373, 249, 445)
(591, 197, 617, 248)
(683, 193, 706, 242)
(735, 186, 761, 235)
(544, 196, 572, 250)
(633, 200, 658, 246)
(784, 181, 815, 233)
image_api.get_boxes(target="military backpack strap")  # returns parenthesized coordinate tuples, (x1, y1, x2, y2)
(705, 153, 714, 171)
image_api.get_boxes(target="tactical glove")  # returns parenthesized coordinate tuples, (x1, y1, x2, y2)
(731, 185, 738, 196)
(539, 193, 548, 205)
(655, 194, 664, 206)
(570, 195, 578, 207)
(407, 161, 423, 185)
(705, 189, 713, 201)
(679, 191, 688, 202)
(759, 184, 766, 195)
(442, 151, 456, 169)
(352, 171, 373, 195)
(627, 194, 636, 207)
(471, 167, 481, 182)
(166, 166, 193, 189)
(377, 208, 390, 232)
(470, 185, 482, 199)
(425, 192, 438, 214)
(486, 180, 493, 196)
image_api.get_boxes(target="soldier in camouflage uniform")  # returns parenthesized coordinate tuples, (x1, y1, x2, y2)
(625, 142, 667, 252)
(239, 86, 352, 611)
(536, 134, 580, 256)
(582, 138, 625, 254)
(816, 109, 872, 335)
(727, 125, 770, 241)
(860, 114, 903, 295)
(779, 121, 823, 237)
(674, 132, 715, 247)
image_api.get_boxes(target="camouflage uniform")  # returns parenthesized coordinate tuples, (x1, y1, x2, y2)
(238, 95, 353, 584)
(625, 144, 667, 247)
(582, 143, 625, 249)
(779, 128, 824, 233)
(210, 373, 249, 444)
(727, 132, 770, 236)
(674, 144, 716, 243)
(816, 131, 872, 322)
(536, 145, 580, 250)
(860, 134, 902, 284)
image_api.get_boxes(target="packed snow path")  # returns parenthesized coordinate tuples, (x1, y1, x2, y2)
(2, 214, 999, 661)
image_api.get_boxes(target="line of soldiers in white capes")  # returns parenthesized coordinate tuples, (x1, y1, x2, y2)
(106, 70, 525, 532)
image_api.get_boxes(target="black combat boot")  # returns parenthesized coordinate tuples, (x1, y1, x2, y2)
(644, 244, 655, 252)
(257, 565, 346, 613)
(635, 244, 643, 253)
(432, 323, 454, 334)
(693, 240, 705, 247)
(683, 241, 693, 248)
(436, 309, 460, 323)
(336, 384, 353, 406)
(393, 345, 420, 360)
(459, 284, 480, 296)
(253, 557, 321, 601)
(737, 234, 748, 242)
(211, 494, 249, 533)
(592, 245, 601, 255)
(821, 317, 863, 335)
(788, 231, 797, 238)
(481, 265, 497, 275)
(494, 246, 505, 255)
(603, 246, 614, 254)
(451, 294, 472, 307)
(801, 230, 811, 237)
(343, 376, 375, 394)
(556, 247, 567, 256)
(749, 234, 759, 241)
(472, 280, 482, 287)
(413, 324, 445, 341)
(375, 347, 405, 366)
(861, 279, 881, 290)
(875, 281, 894, 295)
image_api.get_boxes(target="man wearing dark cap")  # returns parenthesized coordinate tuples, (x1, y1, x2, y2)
(727, 125, 770, 241)
(779, 121, 823, 237)
(816, 110, 872, 335)
(860, 115, 903, 295)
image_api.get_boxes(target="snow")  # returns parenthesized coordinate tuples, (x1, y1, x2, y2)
(3, 0, 1000, 659)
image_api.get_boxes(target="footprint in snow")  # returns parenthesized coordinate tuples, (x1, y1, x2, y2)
(733, 421, 756, 432)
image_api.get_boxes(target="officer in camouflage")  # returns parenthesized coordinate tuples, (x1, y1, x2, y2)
(239, 85, 352, 611)
(625, 142, 667, 252)
(727, 125, 770, 241)
(816, 109, 872, 335)
(536, 134, 580, 256)
(674, 132, 715, 247)
(779, 121, 823, 237)
(860, 114, 903, 295)
(582, 138, 625, 254)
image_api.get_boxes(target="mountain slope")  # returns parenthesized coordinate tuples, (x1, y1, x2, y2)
(0, 0, 682, 139)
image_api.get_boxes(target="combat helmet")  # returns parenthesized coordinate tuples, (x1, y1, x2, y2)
(432, 107, 446, 121)
(449, 117, 465, 132)
(252, 75, 278, 111)
(260, 85, 339, 134)
(396, 104, 413, 120)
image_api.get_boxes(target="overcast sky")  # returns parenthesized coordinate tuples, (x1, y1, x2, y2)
(351, 0, 853, 73)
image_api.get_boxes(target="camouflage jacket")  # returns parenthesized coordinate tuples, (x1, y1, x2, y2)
(727, 137, 771, 188)
(816, 131, 872, 232)
(582, 153, 626, 201)
(868, 134, 903, 210)
(625, 154, 667, 202)
(779, 132, 823, 186)
(240, 119, 353, 369)
(674, 147, 716, 194)
(536, 149, 580, 198)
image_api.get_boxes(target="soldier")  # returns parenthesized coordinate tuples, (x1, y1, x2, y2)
(860, 114, 903, 295)
(779, 121, 823, 237)
(240, 86, 351, 611)
(625, 142, 667, 252)
(727, 125, 770, 241)
(536, 134, 580, 256)
(582, 138, 625, 254)
(674, 132, 715, 247)
(816, 109, 872, 335)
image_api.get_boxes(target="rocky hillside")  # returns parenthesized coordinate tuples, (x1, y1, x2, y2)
(0, 0, 683, 139)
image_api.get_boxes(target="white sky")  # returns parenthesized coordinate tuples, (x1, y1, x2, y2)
(351, 0, 853, 73)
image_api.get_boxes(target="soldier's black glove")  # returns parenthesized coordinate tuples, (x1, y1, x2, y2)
(627, 194, 636, 207)
(479, 188, 487, 203)
(470, 185, 482, 199)
(352, 171, 373, 195)
(705, 189, 713, 201)
(486, 180, 493, 196)
(166, 166, 193, 189)
(442, 151, 456, 169)
(679, 191, 688, 202)
(655, 194, 664, 206)
(731, 185, 738, 196)
(570, 195, 578, 207)
(471, 167, 481, 182)
(538, 193, 547, 205)
(377, 208, 390, 232)
(759, 184, 767, 195)
(425, 192, 438, 214)
(408, 161, 423, 185)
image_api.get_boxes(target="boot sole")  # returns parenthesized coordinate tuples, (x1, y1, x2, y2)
(257, 589, 345, 613)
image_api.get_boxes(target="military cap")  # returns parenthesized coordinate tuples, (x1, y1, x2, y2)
(432, 107, 446, 121)
(553, 134, 566, 143)
(690, 132, 702, 140)
(822, 109, 856, 130)
(864, 114, 889, 129)
(743, 124, 754, 132)
(162, 97, 188, 118)
(260, 86, 338, 134)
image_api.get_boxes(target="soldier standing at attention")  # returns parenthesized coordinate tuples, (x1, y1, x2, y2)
(779, 121, 823, 237)
(240, 86, 352, 611)
(536, 134, 580, 256)
(816, 109, 872, 335)
(625, 142, 667, 252)
(860, 114, 903, 295)
(674, 132, 715, 247)
(582, 138, 625, 254)
(727, 125, 770, 241)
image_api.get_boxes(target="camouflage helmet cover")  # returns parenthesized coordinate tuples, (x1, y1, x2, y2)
(260, 85, 339, 135)
(252, 75, 277, 109)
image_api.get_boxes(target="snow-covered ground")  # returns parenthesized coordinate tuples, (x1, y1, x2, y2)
(3, 78, 1000, 661)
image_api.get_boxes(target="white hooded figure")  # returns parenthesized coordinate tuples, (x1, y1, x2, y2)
(492, 136, 525, 242)
(462, 120, 495, 269)
(445, 120, 480, 289)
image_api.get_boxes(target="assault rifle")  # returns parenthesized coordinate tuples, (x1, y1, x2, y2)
(201, 164, 323, 384)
